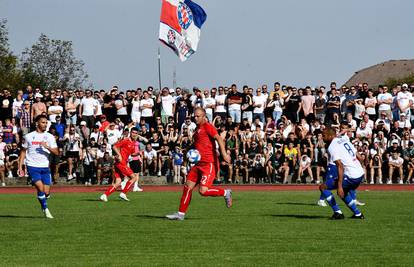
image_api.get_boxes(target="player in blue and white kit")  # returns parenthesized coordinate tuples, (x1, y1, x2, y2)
(320, 127, 365, 219)
(18, 115, 59, 219)
(317, 123, 365, 207)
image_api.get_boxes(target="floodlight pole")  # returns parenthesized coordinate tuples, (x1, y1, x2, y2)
(158, 47, 162, 91)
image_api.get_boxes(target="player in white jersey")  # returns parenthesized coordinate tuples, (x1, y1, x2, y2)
(321, 127, 365, 219)
(317, 123, 365, 207)
(18, 115, 59, 219)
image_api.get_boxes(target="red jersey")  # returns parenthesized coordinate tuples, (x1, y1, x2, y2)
(193, 122, 218, 163)
(114, 138, 135, 165)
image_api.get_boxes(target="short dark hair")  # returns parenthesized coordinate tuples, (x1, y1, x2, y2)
(35, 114, 48, 122)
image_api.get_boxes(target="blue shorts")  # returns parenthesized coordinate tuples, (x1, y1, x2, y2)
(27, 166, 52, 185)
(325, 174, 363, 192)
(325, 164, 338, 180)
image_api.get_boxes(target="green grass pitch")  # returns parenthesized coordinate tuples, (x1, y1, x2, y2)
(0, 191, 413, 266)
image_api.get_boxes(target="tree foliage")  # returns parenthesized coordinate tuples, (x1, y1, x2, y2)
(385, 73, 414, 89)
(0, 18, 23, 93)
(20, 33, 89, 89)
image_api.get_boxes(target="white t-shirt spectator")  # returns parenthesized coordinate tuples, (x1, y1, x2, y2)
(81, 97, 97, 116)
(203, 97, 216, 117)
(144, 149, 157, 162)
(398, 118, 411, 129)
(397, 91, 413, 111)
(106, 129, 122, 145)
(161, 95, 175, 116)
(48, 105, 63, 123)
(140, 98, 154, 117)
(253, 95, 267, 114)
(115, 99, 128, 115)
(389, 155, 403, 166)
(356, 126, 372, 138)
(215, 94, 227, 113)
(377, 92, 392, 111)
(131, 99, 141, 122)
(94, 99, 102, 116)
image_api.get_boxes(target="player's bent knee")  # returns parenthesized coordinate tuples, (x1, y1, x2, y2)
(199, 187, 209, 196)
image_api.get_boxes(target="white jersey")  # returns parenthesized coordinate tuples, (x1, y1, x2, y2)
(22, 131, 57, 168)
(328, 137, 364, 179)
(327, 134, 349, 165)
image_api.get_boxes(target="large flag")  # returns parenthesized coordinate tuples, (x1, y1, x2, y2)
(159, 0, 207, 61)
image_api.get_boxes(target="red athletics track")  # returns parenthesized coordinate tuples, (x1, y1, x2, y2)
(0, 184, 413, 194)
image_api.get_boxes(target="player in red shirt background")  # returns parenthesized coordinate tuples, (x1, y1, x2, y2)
(166, 107, 233, 220)
(100, 127, 140, 202)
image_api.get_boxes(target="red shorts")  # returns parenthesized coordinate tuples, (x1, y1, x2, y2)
(114, 163, 134, 179)
(187, 161, 219, 187)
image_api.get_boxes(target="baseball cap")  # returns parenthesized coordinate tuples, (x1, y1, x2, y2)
(80, 121, 87, 126)
(35, 93, 43, 98)
(402, 83, 408, 88)
(392, 140, 399, 145)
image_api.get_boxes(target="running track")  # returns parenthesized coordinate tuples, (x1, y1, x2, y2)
(0, 184, 413, 194)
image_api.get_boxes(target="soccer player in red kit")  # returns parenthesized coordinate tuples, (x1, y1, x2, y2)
(166, 107, 233, 220)
(99, 127, 140, 202)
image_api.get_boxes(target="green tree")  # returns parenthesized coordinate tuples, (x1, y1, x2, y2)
(0, 18, 23, 93)
(20, 33, 90, 89)
(385, 74, 414, 89)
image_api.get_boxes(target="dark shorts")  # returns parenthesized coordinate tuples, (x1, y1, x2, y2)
(129, 160, 142, 173)
(66, 151, 79, 159)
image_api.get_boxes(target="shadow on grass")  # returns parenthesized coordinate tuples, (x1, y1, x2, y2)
(135, 214, 201, 220)
(0, 215, 42, 219)
(275, 202, 317, 206)
(78, 199, 102, 202)
(268, 214, 327, 219)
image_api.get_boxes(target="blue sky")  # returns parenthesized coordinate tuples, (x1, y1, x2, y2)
(2, 0, 413, 90)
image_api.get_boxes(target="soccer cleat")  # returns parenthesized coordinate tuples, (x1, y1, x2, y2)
(119, 193, 130, 201)
(330, 212, 345, 220)
(99, 194, 108, 202)
(224, 189, 233, 208)
(355, 200, 366, 206)
(133, 186, 143, 192)
(43, 208, 54, 219)
(166, 212, 185, 221)
(351, 213, 365, 219)
(317, 199, 327, 207)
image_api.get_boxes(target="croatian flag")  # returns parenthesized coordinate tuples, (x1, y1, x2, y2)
(159, 0, 207, 61)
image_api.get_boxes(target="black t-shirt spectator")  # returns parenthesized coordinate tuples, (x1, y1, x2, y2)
(285, 95, 301, 112)
(6, 148, 20, 161)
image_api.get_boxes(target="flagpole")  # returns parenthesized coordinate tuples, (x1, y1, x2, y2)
(158, 47, 162, 91)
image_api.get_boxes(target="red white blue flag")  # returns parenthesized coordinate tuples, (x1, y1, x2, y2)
(159, 0, 207, 61)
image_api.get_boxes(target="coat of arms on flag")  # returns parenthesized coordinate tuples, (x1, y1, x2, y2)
(159, 0, 207, 61)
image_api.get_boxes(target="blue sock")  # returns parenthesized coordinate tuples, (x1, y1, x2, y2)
(321, 190, 341, 213)
(343, 194, 361, 215)
(349, 189, 356, 200)
(37, 192, 47, 210)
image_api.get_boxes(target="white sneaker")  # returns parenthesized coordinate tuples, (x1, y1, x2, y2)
(157, 171, 161, 177)
(133, 186, 143, 192)
(399, 180, 403, 185)
(387, 180, 392, 185)
(370, 180, 374, 185)
(119, 193, 130, 201)
(67, 174, 74, 181)
(1, 182, 5, 187)
(73, 173, 77, 178)
(379, 179, 383, 184)
(99, 194, 108, 202)
(355, 200, 366, 206)
(43, 208, 54, 219)
(7, 171, 13, 178)
(166, 212, 185, 221)
(317, 199, 327, 207)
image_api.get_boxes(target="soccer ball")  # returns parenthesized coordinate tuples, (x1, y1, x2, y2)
(186, 149, 201, 164)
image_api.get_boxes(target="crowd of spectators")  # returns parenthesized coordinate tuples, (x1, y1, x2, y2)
(0, 81, 414, 186)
